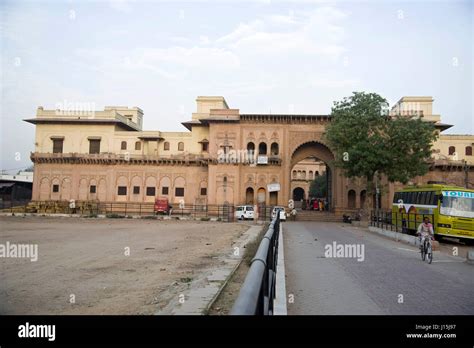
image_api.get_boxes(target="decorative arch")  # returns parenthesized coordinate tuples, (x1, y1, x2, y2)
(88, 178, 97, 200)
(160, 176, 171, 196)
(39, 177, 50, 200)
(290, 141, 335, 210)
(98, 178, 107, 201)
(290, 141, 334, 168)
(61, 177, 72, 201)
(78, 178, 88, 200)
(130, 176, 143, 202)
(257, 187, 266, 204)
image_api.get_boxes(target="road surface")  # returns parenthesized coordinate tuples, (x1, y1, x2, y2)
(283, 221, 474, 315)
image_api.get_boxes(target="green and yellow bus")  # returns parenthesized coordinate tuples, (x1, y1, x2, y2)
(392, 184, 474, 241)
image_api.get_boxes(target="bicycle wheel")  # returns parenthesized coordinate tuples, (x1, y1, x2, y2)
(421, 241, 426, 261)
(427, 244, 433, 264)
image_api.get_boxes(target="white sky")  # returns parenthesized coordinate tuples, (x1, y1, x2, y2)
(1, 0, 473, 171)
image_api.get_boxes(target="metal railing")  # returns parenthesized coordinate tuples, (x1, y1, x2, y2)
(230, 215, 281, 315)
(1, 200, 289, 223)
(370, 210, 435, 235)
(1, 201, 237, 222)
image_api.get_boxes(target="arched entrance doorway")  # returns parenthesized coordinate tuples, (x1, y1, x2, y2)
(348, 189, 356, 209)
(245, 187, 254, 204)
(290, 141, 336, 212)
(293, 187, 305, 201)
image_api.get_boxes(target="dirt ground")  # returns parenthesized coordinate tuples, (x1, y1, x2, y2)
(0, 216, 248, 314)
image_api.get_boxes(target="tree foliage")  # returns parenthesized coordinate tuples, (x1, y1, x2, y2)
(325, 92, 438, 192)
(309, 172, 327, 198)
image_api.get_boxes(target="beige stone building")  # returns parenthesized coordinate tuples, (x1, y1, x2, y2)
(25, 95, 473, 213)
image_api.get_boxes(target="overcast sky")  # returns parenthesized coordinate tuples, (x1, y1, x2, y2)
(1, 0, 472, 172)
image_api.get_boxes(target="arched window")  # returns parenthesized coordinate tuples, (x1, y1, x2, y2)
(121, 141, 127, 150)
(466, 146, 473, 156)
(247, 142, 255, 152)
(164, 141, 170, 151)
(178, 142, 184, 151)
(348, 190, 356, 209)
(302, 171, 306, 180)
(270, 142, 279, 156)
(135, 141, 141, 151)
(258, 142, 267, 155)
(309, 171, 313, 180)
(316, 171, 319, 176)
(448, 146, 456, 155)
(292, 170, 297, 179)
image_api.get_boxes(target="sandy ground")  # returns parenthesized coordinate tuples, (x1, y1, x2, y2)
(0, 216, 248, 314)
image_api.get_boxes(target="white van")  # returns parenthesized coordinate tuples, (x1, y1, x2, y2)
(272, 206, 287, 221)
(235, 205, 255, 220)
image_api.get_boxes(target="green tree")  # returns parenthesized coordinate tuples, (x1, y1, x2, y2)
(309, 172, 327, 198)
(324, 92, 438, 210)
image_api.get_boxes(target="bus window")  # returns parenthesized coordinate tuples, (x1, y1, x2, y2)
(420, 192, 427, 205)
(425, 191, 432, 205)
(413, 192, 418, 204)
(418, 192, 423, 204)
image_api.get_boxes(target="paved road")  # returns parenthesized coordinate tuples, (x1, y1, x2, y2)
(283, 222, 474, 315)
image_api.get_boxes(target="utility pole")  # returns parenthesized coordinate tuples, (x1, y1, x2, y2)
(464, 160, 469, 188)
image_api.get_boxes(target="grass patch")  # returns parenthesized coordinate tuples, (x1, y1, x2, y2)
(83, 213, 98, 218)
(243, 223, 269, 266)
(200, 217, 211, 221)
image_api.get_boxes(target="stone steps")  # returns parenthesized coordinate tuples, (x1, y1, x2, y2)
(294, 211, 341, 222)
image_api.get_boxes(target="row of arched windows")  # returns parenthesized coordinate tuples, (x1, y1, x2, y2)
(247, 142, 279, 156)
(163, 141, 184, 151)
(292, 170, 319, 180)
(121, 141, 142, 151)
(448, 146, 472, 156)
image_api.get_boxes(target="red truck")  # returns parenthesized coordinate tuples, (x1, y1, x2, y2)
(154, 198, 171, 215)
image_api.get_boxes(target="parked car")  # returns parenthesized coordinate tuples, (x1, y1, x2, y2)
(272, 206, 287, 221)
(235, 205, 255, 220)
(154, 198, 171, 215)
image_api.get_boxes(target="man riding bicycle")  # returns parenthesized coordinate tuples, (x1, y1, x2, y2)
(416, 217, 434, 250)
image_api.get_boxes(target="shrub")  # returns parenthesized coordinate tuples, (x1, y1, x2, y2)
(106, 213, 125, 219)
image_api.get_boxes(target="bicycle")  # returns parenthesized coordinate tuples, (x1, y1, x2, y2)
(420, 235, 434, 264)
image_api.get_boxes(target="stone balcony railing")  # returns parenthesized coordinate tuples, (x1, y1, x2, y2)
(30, 152, 212, 165)
(30, 152, 283, 166)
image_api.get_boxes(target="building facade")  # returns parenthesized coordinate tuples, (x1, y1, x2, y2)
(25, 96, 474, 213)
